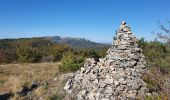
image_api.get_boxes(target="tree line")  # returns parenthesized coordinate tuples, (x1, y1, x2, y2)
(0, 38, 108, 64)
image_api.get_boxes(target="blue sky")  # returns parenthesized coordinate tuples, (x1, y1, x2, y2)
(0, 0, 169, 43)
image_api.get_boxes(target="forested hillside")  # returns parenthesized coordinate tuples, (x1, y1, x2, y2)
(0, 38, 108, 64)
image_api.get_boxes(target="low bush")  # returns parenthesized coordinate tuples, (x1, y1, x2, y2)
(59, 51, 84, 72)
(49, 93, 63, 100)
(142, 68, 170, 99)
(138, 38, 170, 73)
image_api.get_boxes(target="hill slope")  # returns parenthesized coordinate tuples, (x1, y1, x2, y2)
(45, 36, 110, 49)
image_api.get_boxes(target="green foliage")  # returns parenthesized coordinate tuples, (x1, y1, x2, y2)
(139, 38, 170, 99)
(145, 95, 153, 100)
(17, 46, 42, 63)
(145, 95, 162, 100)
(83, 49, 100, 58)
(49, 93, 63, 100)
(0, 37, 108, 64)
(50, 44, 73, 61)
(75, 46, 108, 60)
(138, 38, 147, 49)
(15, 38, 52, 63)
(59, 51, 84, 72)
(97, 47, 109, 58)
(138, 38, 170, 71)
(0, 38, 74, 63)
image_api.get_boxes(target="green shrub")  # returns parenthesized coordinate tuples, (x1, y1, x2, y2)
(50, 44, 73, 61)
(144, 95, 162, 100)
(17, 46, 42, 63)
(98, 47, 109, 58)
(49, 93, 63, 100)
(77, 49, 101, 59)
(138, 38, 170, 72)
(59, 51, 84, 72)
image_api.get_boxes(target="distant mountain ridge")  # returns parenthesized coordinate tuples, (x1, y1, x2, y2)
(44, 36, 110, 49)
(0, 36, 110, 49)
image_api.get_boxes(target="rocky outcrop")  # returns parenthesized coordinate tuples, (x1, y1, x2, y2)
(64, 21, 149, 100)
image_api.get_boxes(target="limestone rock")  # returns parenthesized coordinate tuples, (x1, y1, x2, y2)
(114, 80, 119, 86)
(63, 21, 149, 100)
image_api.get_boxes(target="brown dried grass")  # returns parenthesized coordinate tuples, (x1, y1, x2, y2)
(0, 62, 59, 93)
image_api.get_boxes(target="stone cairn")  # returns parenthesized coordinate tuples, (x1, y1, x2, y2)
(64, 21, 149, 100)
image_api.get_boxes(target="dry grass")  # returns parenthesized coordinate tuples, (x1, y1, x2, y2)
(0, 62, 60, 93)
(142, 67, 170, 99)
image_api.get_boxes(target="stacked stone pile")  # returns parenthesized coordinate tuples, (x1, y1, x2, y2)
(64, 21, 149, 100)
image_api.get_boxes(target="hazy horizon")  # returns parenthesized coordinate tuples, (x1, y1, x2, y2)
(0, 35, 112, 44)
(0, 0, 170, 43)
